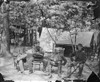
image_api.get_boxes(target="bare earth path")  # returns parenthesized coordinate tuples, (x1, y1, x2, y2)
(0, 57, 99, 82)
(0, 57, 59, 81)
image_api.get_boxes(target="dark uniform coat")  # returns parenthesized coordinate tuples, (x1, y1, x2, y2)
(71, 49, 87, 63)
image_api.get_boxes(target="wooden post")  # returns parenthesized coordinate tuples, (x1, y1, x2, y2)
(69, 31, 75, 52)
(74, 27, 77, 51)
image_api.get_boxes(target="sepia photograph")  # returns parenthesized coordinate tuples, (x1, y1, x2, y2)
(0, 0, 100, 82)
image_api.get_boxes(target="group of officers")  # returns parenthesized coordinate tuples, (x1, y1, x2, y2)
(14, 41, 87, 78)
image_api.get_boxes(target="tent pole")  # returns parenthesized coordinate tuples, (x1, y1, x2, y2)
(69, 31, 75, 52)
(75, 27, 77, 51)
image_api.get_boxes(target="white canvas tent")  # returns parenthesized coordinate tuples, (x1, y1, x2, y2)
(56, 31, 94, 47)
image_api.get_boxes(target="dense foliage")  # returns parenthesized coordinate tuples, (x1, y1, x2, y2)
(0, 0, 99, 51)
(4, 0, 95, 31)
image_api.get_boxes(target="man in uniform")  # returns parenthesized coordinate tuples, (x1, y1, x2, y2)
(15, 41, 47, 74)
(15, 47, 34, 74)
(70, 44, 87, 77)
(48, 48, 67, 77)
(33, 41, 48, 72)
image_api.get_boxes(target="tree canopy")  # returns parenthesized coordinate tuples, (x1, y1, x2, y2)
(0, 0, 99, 39)
(2, 0, 95, 31)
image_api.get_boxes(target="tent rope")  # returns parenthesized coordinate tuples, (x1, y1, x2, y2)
(46, 28, 56, 44)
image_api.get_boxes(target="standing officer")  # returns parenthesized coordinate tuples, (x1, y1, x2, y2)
(70, 44, 87, 77)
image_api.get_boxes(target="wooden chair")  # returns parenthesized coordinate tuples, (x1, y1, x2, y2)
(33, 54, 44, 71)
(50, 48, 66, 74)
(50, 60, 62, 75)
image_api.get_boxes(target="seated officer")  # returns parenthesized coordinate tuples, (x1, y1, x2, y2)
(15, 41, 44, 74)
(50, 51, 67, 66)
(15, 41, 48, 73)
(70, 44, 87, 77)
(15, 48, 34, 74)
(33, 41, 48, 72)
(48, 48, 67, 76)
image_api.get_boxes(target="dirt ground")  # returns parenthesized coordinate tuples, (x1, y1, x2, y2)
(0, 56, 99, 82)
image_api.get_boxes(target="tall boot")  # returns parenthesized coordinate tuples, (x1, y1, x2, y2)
(78, 64, 84, 77)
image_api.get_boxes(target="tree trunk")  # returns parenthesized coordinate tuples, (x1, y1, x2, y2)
(0, 3, 11, 58)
